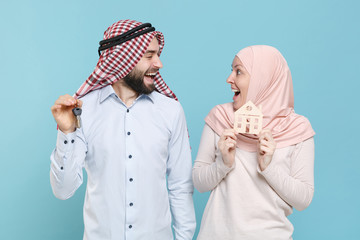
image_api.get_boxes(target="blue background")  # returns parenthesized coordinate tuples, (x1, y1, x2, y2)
(1, 0, 359, 239)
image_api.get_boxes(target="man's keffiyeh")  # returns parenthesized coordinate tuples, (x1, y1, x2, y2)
(75, 19, 177, 100)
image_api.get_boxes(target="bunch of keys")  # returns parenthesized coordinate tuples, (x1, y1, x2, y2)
(72, 101, 82, 129)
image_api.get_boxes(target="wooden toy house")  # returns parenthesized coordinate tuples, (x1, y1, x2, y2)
(234, 101, 263, 134)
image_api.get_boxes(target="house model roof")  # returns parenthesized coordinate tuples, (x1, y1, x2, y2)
(235, 100, 263, 116)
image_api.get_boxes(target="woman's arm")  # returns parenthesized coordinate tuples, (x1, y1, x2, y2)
(192, 124, 235, 193)
(260, 137, 315, 211)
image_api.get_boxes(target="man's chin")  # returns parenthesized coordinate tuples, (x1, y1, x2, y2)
(144, 85, 155, 94)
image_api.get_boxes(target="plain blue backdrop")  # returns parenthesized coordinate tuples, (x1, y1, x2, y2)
(1, 0, 359, 239)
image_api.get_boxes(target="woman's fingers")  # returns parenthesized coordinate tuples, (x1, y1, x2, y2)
(259, 145, 271, 155)
(222, 129, 237, 140)
(225, 139, 236, 149)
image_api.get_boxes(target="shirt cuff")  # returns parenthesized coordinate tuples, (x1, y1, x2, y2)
(257, 160, 275, 179)
(56, 130, 77, 156)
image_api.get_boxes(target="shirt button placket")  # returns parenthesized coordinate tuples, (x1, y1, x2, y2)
(125, 107, 136, 236)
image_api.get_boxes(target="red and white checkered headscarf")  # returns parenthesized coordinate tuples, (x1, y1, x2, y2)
(74, 19, 177, 100)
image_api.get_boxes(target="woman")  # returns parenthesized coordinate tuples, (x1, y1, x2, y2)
(192, 45, 315, 240)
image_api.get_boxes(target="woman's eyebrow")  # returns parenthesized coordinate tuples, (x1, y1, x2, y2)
(232, 64, 242, 68)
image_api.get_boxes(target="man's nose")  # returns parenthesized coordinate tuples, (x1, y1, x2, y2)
(153, 55, 163, 69)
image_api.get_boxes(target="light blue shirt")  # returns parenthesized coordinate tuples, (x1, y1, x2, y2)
(50, 85, 196, 240)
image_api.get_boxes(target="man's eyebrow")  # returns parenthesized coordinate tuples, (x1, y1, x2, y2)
(144, 50, 158, 54)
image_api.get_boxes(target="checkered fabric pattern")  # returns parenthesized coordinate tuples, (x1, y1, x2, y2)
(75, 19, 177, 100)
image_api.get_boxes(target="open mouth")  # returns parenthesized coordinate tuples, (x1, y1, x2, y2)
(144, 72, 157, 79)
(232, 89, 240, 97)
(232, 88, 240, 101)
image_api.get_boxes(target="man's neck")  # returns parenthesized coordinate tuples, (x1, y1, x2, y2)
(112, 80, 139, 107)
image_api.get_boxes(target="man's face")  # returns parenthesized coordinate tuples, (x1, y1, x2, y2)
(124, 38, 163, 94)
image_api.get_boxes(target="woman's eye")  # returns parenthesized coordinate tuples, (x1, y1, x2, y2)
(237, 70, 241, 75)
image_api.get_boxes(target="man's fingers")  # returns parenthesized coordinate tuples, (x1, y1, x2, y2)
(77, 99, 83, 108)
(50, 104, 62, 113)
(55, 99, 76, 107)
(55, 95, 77, 106)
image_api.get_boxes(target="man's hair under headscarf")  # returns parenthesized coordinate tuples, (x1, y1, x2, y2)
(74, 19, 177, 100)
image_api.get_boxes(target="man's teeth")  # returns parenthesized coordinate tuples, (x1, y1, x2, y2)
(145, 73, 156, 77)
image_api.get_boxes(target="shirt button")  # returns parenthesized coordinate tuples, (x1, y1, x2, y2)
(129, 225, 132, 229)
(129, 202, 133, 206)
(60, 166, 64, 170)
(129, 178, 133, 182)
(129, 155, 132, 159)
(64, 140, 68, 144)
(127, 109, 129, 113)
(71, 139, 75, 143)
(127, 132, 131, 135)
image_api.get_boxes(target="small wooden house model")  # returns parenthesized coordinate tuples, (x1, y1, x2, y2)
(234, 101, 263, 134)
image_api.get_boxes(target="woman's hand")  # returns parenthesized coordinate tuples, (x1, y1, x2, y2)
(258, 129, 277, 171)
(218, 129, 237, 168)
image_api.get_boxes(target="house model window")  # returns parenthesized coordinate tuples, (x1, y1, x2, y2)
(234, 100, 263, 134)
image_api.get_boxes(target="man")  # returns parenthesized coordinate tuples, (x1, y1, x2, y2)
(50, 20, 196, 240)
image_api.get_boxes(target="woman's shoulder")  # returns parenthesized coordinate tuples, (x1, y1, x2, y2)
(208, 102, 234, 115)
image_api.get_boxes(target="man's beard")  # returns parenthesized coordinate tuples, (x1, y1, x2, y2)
(123, 68, 155, 95)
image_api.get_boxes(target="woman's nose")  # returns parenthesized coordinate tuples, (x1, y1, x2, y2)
(226, 73, 234, 84)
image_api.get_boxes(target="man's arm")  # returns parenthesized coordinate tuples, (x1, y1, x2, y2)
(50, 129, 87, 200)
(50, 95, 87, 200)
(167, 104, 196, 240)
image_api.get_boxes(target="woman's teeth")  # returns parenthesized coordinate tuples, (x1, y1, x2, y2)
(232, 89, 240, 96)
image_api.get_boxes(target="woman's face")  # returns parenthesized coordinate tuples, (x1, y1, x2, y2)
(226, 56, 250, 110)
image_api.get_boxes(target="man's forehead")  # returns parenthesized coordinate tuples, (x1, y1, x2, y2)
(146, 38, 160, 52)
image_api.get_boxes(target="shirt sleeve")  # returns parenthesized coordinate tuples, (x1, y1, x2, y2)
(166, 104, 196, 240)
(259, 137, 315, 211)
(50, 128, 87, 200)
(192, 124, 235, 193)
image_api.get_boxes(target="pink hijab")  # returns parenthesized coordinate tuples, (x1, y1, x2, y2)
(205, 45, 315, 152)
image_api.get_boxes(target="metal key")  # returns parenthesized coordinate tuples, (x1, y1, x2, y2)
(72, 107, 82, 128)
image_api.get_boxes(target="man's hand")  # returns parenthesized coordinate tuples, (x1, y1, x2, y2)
(257, 129, 277, 171)
(218, 129, 237, 168)
(51, 94, 82, 134)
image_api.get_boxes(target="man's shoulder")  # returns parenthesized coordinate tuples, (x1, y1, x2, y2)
(151, 91, 181, 109)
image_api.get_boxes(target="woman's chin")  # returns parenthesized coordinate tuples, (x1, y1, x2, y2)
(233, 101, 245, 111)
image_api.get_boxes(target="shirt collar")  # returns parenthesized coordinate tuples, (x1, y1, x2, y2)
(99, 85, 155, 104)
(99, 85, 116, 103)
